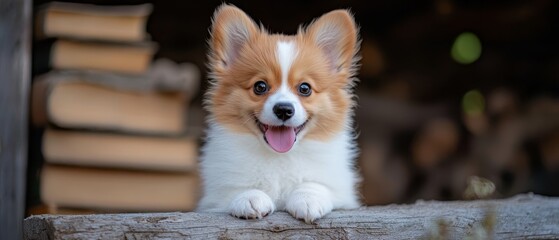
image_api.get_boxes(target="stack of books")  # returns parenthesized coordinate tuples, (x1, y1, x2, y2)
(29, 2, 200, 214)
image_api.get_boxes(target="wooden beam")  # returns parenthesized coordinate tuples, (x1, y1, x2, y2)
(0, 0, 31, 239)
(24, 194, 559, 239)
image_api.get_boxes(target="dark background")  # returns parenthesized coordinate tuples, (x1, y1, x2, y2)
(32, 0, 559, 205)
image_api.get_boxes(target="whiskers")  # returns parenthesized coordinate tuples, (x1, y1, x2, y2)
(241, 111, 261, 129)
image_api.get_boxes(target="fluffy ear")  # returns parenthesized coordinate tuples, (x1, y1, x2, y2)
(209, 4, 259, 69)
(304, 10, 359, 73)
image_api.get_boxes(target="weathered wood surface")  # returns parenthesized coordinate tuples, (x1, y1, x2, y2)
(0, 0, 31, 239)
(24, 194, 559, 239)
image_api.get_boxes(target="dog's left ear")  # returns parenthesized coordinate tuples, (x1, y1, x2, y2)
(304, 10, 359, 74)
(209, 4, 259, 70)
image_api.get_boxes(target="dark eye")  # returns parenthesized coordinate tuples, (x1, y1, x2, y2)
(298, 82, 312, 96)
(253, 81, 268, 95)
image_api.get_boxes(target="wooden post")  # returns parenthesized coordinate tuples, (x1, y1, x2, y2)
(24, 194, 559, 239)
(0, 0, 32, 239)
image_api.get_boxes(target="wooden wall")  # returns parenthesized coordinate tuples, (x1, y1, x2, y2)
(0, 0, 31, 239)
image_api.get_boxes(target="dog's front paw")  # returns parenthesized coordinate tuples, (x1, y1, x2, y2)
(286, 187, 333, 224)
(228, 189, 275, 219)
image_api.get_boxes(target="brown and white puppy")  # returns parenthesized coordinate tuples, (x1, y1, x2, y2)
(197, 4, 361, 223)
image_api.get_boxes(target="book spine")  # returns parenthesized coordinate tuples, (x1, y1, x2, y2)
(30, 76, 51, 127)
(33, 8, 48, 40)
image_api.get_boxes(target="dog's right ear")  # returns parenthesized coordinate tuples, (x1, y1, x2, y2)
(209, 4, 259, 70)
(304, 10, 358, 76)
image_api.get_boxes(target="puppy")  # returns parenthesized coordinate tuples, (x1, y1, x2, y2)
(197, 4, 361, 223)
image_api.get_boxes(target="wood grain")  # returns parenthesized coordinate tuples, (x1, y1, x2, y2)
(0, 0, 31, 239)
(24, 194, 559, 239)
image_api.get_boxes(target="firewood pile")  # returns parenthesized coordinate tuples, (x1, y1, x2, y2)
(357, 89, 559, 205)
(349, 0, 559, 205)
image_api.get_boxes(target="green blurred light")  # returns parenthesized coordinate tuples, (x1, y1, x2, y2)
(451, 32, 482, 64)
(463, 89, 485, 115)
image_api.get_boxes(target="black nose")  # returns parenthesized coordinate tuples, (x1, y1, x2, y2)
(273, 103, 295, 121)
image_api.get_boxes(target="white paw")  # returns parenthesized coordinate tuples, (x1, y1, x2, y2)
(286, 189, 333, 224)
(228, 189, 275, 219)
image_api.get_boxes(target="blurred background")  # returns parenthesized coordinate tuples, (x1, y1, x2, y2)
(24, 0, 559, 215)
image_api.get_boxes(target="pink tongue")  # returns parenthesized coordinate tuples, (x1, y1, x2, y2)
(265, 126, 296, 153)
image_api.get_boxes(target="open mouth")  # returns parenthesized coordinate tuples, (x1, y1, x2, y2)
(255, 118, 307, 153)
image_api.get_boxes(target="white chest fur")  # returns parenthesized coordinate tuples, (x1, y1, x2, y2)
(197, 121, 360, 213)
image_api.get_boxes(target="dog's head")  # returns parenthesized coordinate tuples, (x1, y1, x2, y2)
(206, 4, 359, 153)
